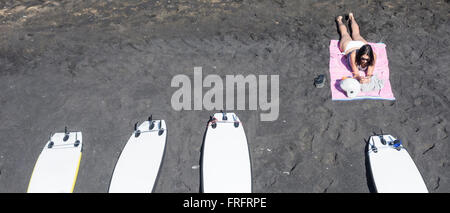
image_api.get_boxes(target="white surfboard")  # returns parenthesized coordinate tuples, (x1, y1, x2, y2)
(109, 118, 167, 193)
(27, 131, 82, 193)
(367, 134, 428, 193)
(201, 112, 252, 193)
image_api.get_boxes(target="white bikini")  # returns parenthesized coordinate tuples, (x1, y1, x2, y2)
(343, 40, 365, 54)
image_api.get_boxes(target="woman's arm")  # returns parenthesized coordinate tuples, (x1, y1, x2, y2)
(349, 52, 360, 80)
(366, 51, 377, 77)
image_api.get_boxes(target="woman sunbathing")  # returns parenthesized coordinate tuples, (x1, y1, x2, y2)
(336, 13, 376, 84)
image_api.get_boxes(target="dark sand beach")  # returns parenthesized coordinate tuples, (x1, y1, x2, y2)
(0, 0, 448, 192)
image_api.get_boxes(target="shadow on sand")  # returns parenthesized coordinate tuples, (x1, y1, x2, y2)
(364, 138, 377, 193)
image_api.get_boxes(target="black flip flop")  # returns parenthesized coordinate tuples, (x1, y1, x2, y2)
(314, 74, 326, 88)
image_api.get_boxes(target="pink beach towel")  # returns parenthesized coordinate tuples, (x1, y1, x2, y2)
(329, 40, 395, 101)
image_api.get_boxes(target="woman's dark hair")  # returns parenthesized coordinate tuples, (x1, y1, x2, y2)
(356, 44, 374, 66)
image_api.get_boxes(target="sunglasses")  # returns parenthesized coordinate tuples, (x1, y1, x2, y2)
(361, 57, 370, 62)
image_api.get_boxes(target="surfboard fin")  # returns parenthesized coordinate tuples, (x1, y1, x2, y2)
(47, 132, 54, 148)
(149, 115, 155, 130)
(372, 146, 378, 153)
(369, 137, 378, 153)
(209, 116, 217, 129)
(74, 133, 80, 147)
(379, 135, 386, 145)
(374, 129, 387, 145)
(158, 120, 164, 136)
(63, 126, 69, 142)
(392, 139, 402, 151)
(221, 110, 227, 120)
(134, 122, 141, 137)
(232, 114, 239, 127)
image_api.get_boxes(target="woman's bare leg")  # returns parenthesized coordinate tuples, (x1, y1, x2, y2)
(336, 16, 352, 52)
(349, 13, 368, 43)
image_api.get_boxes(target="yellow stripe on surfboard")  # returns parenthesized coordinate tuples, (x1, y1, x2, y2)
(26, 155, 41, 193)
(71, 152, 82, 193)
